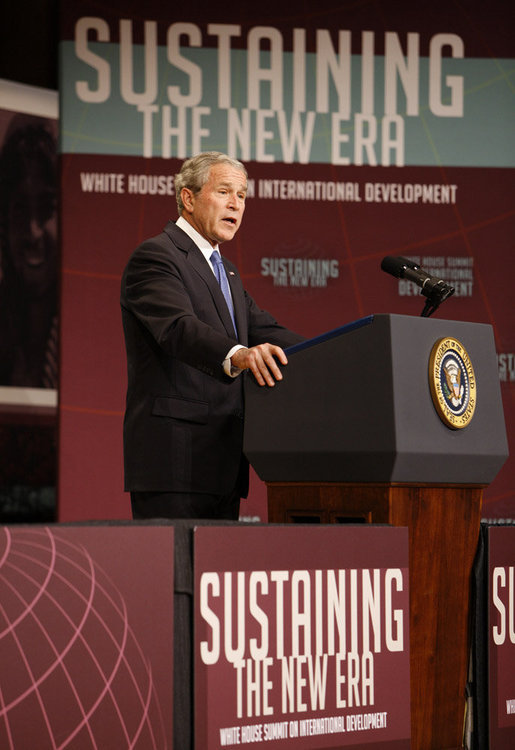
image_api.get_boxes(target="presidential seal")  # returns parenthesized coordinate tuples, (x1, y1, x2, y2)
(429, 337, 476, 429)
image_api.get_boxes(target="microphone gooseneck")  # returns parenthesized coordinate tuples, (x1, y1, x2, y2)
(381, 255, 455, 317)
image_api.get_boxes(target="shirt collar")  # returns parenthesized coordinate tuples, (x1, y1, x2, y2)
(176, 215, 219, 265)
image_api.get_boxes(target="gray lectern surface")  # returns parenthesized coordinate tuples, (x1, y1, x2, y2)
(243, 313, 508, 484)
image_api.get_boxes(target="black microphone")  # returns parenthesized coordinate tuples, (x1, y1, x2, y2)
(381, 256, 455, 304)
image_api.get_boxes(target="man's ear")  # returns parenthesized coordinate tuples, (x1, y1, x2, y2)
(181, 187, 195, 213)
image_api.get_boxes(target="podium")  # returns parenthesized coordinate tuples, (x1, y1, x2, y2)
(244, 314, 508, 750)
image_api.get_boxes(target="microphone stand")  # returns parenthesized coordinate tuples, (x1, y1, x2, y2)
(420, 283, 455, 318)
(421, 298, 440, 317)
(380, 256, 455, 318)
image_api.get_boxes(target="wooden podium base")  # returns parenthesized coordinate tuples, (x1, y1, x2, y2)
(267, 482, 483, 750)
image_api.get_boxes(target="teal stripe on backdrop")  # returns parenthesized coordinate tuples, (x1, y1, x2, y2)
(60, 41, 515, 167)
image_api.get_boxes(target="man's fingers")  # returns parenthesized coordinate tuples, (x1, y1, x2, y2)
(249, 348, 277, 386)
(233, 344, 288, 386)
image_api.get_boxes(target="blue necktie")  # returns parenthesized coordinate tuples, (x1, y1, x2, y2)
(210, 250, 237, 336)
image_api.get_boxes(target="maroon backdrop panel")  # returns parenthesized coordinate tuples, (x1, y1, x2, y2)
(0, 524, 174, 749)
(488, 525, 515, 749)
(194, 525, 410, 749)
(58, 3, 514, 522)
(59, 154, 514, 520)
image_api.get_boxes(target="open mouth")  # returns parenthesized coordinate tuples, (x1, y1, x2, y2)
(223, 217, 237, 225)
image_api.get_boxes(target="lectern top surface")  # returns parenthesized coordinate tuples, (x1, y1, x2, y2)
(285, 314, 374, 355)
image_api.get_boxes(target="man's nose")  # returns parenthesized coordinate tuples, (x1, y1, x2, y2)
(227, 192, 242, 209)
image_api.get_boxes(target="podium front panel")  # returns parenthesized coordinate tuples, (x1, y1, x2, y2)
(244, 314, 508, 485)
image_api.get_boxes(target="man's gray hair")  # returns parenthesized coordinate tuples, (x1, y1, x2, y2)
(174, 152, 247, 214)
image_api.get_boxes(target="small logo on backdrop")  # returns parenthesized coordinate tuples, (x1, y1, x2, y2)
(429, 337, 476, 429)
(260, 240, 340, 291)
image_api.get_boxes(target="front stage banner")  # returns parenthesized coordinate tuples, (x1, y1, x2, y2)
(0, 524, 175, 749)
(488, 525, 515, 749)
(194, 524, 410, 749)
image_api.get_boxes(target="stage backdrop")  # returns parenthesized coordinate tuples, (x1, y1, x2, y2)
(58, 1, 514, 522)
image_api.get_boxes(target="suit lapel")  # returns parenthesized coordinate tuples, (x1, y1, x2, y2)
(166, 222, 239, 340)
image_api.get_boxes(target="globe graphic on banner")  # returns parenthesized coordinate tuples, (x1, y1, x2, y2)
(0, 527, 168, 749)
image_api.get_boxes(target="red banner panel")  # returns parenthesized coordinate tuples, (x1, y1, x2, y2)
(489, 525, 515, 749)
(194, 525, 410, 749)
(0, 524, 174, 749)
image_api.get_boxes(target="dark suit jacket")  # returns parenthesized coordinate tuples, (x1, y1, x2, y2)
(120, 221, 304, 496)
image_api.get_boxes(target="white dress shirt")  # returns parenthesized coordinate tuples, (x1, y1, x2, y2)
(176, 216, 245, 376)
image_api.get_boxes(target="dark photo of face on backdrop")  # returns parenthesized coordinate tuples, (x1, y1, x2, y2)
(0, 94, 59, 524)
(0, 112, 58, 389)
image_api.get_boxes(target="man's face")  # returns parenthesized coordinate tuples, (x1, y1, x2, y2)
(182, 163, 247, 246)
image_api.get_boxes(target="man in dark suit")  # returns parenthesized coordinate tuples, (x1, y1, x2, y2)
(121, 152, 304, 520)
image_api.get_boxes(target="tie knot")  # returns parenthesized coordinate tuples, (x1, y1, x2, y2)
(211, 250, 222, 266)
